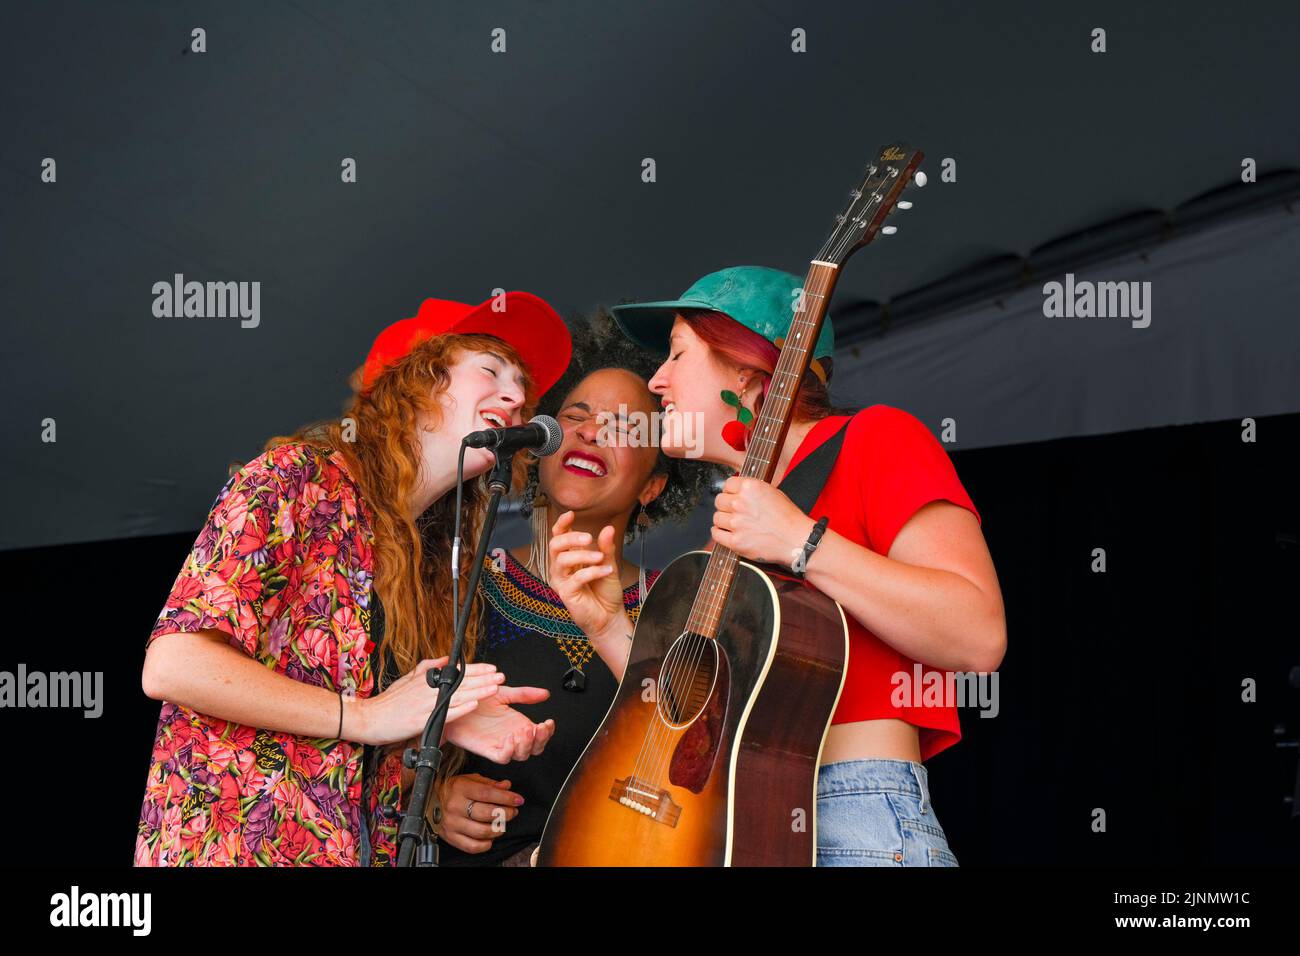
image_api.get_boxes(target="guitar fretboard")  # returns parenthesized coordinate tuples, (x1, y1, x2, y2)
(685, 261, 840, 638)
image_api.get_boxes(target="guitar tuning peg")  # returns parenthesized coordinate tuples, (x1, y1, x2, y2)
(913, 171, 928, 187)
(896, 201, 913, 210)
(881, 226, 898, 235)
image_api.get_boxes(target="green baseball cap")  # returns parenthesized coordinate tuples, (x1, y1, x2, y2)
(610, 265, 835, 364)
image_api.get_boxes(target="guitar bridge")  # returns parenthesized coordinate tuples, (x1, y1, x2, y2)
(609, 776, 681, 827)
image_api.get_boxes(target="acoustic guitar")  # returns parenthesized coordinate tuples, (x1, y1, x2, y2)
(537, 144, 926, 866)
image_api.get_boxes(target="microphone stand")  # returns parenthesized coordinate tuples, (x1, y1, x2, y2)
(396, 444, 517, 867)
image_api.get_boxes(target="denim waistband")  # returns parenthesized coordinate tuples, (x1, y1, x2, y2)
(817, 758, 931, 813)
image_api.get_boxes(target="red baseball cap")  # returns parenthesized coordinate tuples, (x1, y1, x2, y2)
(361, 291, 572, 397)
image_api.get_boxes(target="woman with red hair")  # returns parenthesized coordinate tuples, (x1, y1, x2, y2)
(136, 293, 568, 866)
(549, 266, 1006, 867)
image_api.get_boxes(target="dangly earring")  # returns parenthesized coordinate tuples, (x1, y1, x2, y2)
(528, 488, 551, 586)
(720, 374, 755, 452)
(634, 501, 652, 613)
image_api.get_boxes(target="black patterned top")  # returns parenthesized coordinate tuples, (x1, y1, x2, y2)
(436, 548, 660, 866)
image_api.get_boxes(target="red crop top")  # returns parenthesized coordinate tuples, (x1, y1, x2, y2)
(777, 405, 982, 761)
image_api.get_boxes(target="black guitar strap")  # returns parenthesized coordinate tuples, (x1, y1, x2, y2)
(775, 417, 853, 516)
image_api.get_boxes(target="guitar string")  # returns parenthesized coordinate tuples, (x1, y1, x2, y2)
(634, 271, 821, 788)
(623, 160, 904, 800)
(638, 259, 841, 792)
(634, 180, 877, 793)
(633, 263, 838, 794)
(641, 265, 835, 790)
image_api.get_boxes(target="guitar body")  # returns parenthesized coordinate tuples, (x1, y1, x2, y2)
(537, 550, 849, 866)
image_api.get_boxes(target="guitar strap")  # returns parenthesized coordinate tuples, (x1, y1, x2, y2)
(775, 417, 853, 516)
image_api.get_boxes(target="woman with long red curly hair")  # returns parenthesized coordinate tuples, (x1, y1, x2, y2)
(136, 293, 568, 866)
(549, 266, 1006, 867)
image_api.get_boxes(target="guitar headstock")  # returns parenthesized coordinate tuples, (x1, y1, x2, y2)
(816, 143, 925, 266)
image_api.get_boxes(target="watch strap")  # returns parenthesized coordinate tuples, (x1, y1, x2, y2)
(791, 516, 830, 576)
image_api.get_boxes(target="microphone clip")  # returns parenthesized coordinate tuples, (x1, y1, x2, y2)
(487, 446, 516, 494)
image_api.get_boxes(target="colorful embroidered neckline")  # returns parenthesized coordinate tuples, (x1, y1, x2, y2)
(479, 549, 653, 641)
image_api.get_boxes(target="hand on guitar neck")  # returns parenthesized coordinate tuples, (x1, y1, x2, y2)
(710, 475, 819, 569)
(547, 510, 637, 679)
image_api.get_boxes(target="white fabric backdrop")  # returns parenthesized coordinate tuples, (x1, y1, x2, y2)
(825, 203, 1300, 450)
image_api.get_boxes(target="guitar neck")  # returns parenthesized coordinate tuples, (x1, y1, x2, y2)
(680, 142, 925, 640)
(685, 260, 841, 639)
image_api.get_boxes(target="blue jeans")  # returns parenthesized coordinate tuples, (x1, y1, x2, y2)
(815, 758, 959, 867)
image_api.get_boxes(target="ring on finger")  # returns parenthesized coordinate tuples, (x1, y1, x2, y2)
(466, 799, 476, 819)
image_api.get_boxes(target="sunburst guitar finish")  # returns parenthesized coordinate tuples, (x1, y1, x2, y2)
(537, 551, 849, 866)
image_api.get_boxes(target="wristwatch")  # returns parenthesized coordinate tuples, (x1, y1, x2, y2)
(791, 516, 830, 577)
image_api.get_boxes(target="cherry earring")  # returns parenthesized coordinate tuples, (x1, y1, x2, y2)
(720, 385, 754, 452)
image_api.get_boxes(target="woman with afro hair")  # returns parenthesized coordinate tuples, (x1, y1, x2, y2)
(433, 308, 721, 867)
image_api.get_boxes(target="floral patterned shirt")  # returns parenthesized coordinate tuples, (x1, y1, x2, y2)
(135, 442, 403, 866)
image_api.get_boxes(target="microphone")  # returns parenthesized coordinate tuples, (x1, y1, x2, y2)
(463, 414, 563, 457)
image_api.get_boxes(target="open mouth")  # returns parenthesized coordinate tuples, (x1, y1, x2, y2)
(562, 451, 607, 478)
(480, 410, 508, 429)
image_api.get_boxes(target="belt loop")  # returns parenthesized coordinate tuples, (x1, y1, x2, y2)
(911, 761, 929, 814)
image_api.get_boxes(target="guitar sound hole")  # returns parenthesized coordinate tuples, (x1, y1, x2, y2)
(656, 633, 719, 728)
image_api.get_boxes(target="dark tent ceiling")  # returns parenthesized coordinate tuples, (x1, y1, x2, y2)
(3, 0, 1298, 549)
